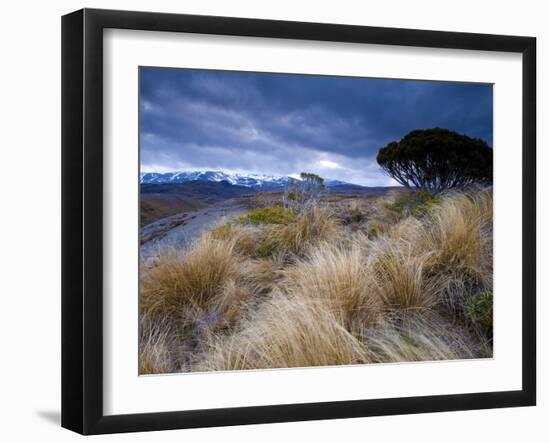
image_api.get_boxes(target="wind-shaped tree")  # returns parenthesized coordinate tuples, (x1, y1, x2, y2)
(377, 128, 492, 195)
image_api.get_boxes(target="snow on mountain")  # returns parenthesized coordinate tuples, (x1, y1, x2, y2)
(140, 171, 362, 189)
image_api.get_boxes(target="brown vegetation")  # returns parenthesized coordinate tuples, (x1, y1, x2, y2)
(139, 188, 493, 374)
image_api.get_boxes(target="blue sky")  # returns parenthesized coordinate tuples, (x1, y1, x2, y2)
(140, 67, 493, 186)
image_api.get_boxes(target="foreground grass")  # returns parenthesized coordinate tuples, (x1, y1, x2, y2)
(139, 189, 493, 374)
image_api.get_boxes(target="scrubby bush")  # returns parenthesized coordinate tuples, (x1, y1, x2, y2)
(367, 221, 387, 238)
(464, 290, 493, 329)
(284, 172, 326, 211)
(342, 207, 366, 225)
(236, 207, 295, 225)
(383, 190, 442, 222)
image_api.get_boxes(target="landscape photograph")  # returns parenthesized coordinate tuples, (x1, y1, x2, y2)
(138, 67, 494, 375)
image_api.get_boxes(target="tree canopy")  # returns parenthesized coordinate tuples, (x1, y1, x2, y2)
(376, 128, 492, 195)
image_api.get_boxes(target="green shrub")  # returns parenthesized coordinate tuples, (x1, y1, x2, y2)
(255, 239, 277, 257)
(464, 290, 493, 329)
(346, 208, 365, 224)
(384, 190, 442, 220)
(414, 195, 443, 217)
(367, 221, 385, 238)
(237, 207, 295, 225)
(211, 222, 232, 238)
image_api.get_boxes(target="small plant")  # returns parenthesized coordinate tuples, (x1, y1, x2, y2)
(383, 190, 442, 221)
(367, 221, 385, 238)
(284, 172, 326, 211)
(286, 191, 297, 201)
(343, 207, 365, 224)
(236, 207, 295, 225)
(211, 222, 232, 239)
(255, 239, 277, 257)
(464, 290, 493, 329)
(414, 194, 442, 217)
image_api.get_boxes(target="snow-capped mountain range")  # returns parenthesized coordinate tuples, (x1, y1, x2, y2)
(140, 171, 358, 190)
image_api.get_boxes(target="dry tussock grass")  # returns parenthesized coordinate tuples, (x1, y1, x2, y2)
(364, 311, 489, 362)
(370, 241, 439, 310)
(211, 223, 265, 256)
(197, 292, 370, 371)
(139, 314, 178, 374)
(139, 190, 493, 374)
(140, 234, 242, 318)
(422, 191, 492, 282)
(264, 206, 343, 255)
(285, 242, 381, 330)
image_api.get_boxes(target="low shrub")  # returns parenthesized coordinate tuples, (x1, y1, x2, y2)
(342, 207, 366, 225)
(367, 221, 387, 238)
(464, 290, 493, 329)
(413, 195, 443, 217)
(236, 207, 295, 225)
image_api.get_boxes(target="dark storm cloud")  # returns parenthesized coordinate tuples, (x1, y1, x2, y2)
(139, 67, 493, 186)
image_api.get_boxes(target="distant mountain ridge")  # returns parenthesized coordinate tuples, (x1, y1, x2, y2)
(140, 170, 358, 190)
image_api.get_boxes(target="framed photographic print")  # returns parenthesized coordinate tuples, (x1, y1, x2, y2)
(61, 8, 536, 435)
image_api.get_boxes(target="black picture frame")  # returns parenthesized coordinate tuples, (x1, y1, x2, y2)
(61, 8, 536, 435)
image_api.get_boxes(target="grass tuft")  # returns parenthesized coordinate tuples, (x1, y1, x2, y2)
(262, 207, 343, 256)
(140, 234, 241, 318)
(285, 242, 381, 330)
(197, 292, 370, 371)
(370, 240, 439, 310)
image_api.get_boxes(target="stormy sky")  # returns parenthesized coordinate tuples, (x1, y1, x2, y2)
(139, 67, 493, 186)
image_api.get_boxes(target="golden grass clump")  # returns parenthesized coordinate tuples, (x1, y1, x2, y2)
(140, 234, 241, 318)
(237, 257, 283, 296)
(197, 292, 370, 371)
(285, 242, 381, 330)
(262, 206, 343, 256)
(370, 240, 439, 310)
(211, 222, 265, 256)
(139, 314, 178, 375)
(364, 312, 488, 363)
(208, 279, 251, 327)
(367, 189, 493, 313)
(422, 190, 492, 283)
(415, 190, 493, 312)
